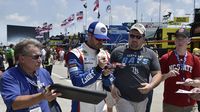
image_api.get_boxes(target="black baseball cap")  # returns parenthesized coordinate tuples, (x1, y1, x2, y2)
(175, 28, 190, 38)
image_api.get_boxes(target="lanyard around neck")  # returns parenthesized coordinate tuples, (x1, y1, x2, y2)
(174, 50, 187, 80)
(18, 65, 45, 91)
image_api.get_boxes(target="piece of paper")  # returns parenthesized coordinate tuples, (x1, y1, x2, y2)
(176, 89, 193, 94)
(176, 89, 200, 94)
(176, 82, 185, 84)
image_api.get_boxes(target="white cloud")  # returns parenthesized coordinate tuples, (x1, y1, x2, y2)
(5, 13, 29, 23)
(174, 9, 187, 16)
(111, 5, 134, 24)
(56, 13, 66, 22)
(145, 1, 159, 16)
(87, 16, 95, 24)
(55, 0, 68, 8)
(176, 0, 193, 4)
(30, 0, 38, 7)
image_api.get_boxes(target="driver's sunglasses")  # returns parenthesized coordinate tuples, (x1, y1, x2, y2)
(129, 34, 143, 39)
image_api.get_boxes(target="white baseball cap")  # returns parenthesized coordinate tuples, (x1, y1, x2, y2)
(88, 21, 109, 40)
(130, 23, 146, 35)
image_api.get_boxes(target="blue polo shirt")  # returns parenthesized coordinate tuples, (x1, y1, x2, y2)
(0, 65, 53, 112)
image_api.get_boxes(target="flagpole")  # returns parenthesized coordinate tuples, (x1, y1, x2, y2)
(109, 0, 112, 27)
(83, 0, 87, 33)
(85, 0, 87, 32)
(159, 0, 161, 27)
(98, 0, 100, 21)
(135, 0, 138, 21)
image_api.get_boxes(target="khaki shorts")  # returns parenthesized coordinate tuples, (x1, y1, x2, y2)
(163, 103, 198, 112)
(105, 92, 116, 108)
(116, 98, 148, 112)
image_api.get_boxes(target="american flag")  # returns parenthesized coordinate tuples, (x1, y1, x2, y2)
(76, 11, 83, 21)
(47, 24, 53, 30)
(35, 23, 53, 34)
(68, 14, 75, 22)
(61, 14, 75, 27)
(41, 23, 53, 33)
(106, 5, 111, 13)
(61, 19, 67, 26)
(42, 22, 48, 28)
(35, 26, 42, 32)
(93, 0, 99, 12)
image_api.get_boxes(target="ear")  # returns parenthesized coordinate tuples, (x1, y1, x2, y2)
(88, 32, 92, 37)
(18, 55, 25, 63)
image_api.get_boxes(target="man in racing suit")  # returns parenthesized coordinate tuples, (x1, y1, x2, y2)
(66, 21, 114, 112)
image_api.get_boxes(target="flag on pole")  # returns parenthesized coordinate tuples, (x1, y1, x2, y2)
(76, 11, 84, 21)
(35, 26, 42, 32)
(97, 11, 100, 19)
(80, 0, 87, 8)
(47, 24, 53, 30)
(36, 22, 53, 34)
(83, 2, 87, 8)
(61, 19, 68, 26)
(42, 22, 48, 28)
(93, 0, 99, 12)
(106, 5, 111, 13)
(68, 14, 75, 22)
(61, 14, 75, 27)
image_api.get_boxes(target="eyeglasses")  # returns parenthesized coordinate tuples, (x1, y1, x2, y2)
(31, 54, 42, 60)
(129, 34, 143, 39)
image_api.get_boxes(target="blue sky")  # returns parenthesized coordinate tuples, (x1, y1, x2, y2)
(0, 0, 199, 44)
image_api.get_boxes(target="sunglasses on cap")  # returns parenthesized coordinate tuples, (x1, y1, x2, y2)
(129, 34, 143, 39)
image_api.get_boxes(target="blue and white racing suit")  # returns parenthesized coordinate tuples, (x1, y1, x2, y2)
(66, 43, 114, 112)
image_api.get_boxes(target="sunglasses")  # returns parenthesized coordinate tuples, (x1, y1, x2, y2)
(129, 34, 143, 39)
(24, 54, 42, 60)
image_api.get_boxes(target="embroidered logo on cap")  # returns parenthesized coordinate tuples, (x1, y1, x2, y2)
(101, 27, 106, 33)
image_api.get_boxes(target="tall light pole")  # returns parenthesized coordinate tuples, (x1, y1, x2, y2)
(135, 0, 138, 22)
(191, 0, 196, 23)
(109, 0, 112, 27)
(159, 0, 161, 27)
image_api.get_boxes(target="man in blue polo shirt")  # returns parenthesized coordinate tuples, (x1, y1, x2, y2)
(0, 39, 61, 112)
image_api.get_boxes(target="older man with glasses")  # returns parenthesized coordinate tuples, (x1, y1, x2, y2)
(110, 23, 162, 112)
(0, 39, 61, 112)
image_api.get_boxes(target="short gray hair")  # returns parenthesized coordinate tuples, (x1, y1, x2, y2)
(14, 39, 42, 60)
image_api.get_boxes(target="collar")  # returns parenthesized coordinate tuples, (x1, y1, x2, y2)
(17, 65, 37, 79)
(83, 43, 100, 54)
(127, 44, 144, 52)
